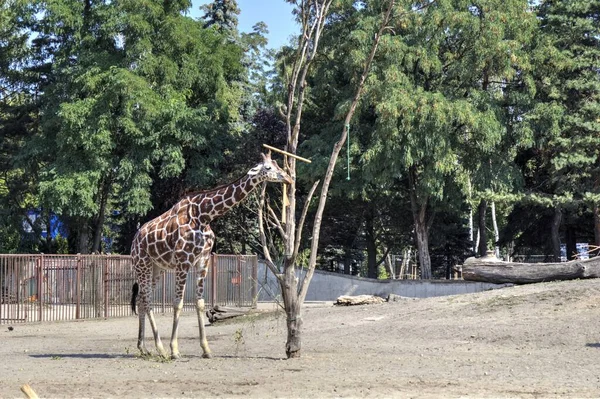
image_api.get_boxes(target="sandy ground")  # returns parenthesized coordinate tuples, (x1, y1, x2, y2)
(3, 279, 600, 398)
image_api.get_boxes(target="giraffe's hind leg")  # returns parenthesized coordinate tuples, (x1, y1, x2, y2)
(138, 267, 168, 359)
(196, 268, 212, 358)
(136, 274, 152, 357)
(169, 265, 188, 359)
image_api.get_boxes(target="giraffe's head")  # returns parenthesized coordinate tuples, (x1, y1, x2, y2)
(247, 153, 293, 184)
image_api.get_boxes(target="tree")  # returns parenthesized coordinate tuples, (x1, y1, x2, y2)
(256, 0, 396, 358)
(201, 0, 241, 34)
(515, 0, 600, 260)
(0, 0, 48, 253)
(26, 0, 244, 253)
(357, 0, 535, 277)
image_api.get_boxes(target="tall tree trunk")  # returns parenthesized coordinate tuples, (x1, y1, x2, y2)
(467, 178, 475, 253)
(409, 167, 431, 279)
(365, 208, 377, 278)
(344, 250, 352, 275)
(594, 204, 600, 253)
(565, 223, 576, 261)
(477, 199, 487, 257)
(91, 178, 111, 253)
(385, 252, 395, 279)
(551, 206, 562, 262)
(414, 217, 431, 279)
(91, 201, 107, 254)
(491, 201, 500, 258)
(281, 257, 301, 358)
(78, 217, 90, 254)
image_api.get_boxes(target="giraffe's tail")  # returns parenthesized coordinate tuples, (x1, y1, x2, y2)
(131, 282, 139, 315)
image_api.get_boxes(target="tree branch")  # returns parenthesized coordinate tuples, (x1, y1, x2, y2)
(298, 0, 397, 304)
(258, 183, 283, 281)
(293, 180, 320, 259)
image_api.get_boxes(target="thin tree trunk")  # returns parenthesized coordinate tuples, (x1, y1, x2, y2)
(344, 250, 352, 275)
(594, 204, 600, 253)
(78, 217, 90, 254)
(551, 206, 562, 262)
(565, 223, 576, 261)
(477, 199, 487, 257)
(399, 248, 411, 279)
(468, 178, 475, 252)
(385, 253, 395, 279)
(365, 208, 377, 278)
(414, 221, 430, 279)
(91, 199, 107, 254)
(491, 201, 500, 258)
(408, 166, 432, 279)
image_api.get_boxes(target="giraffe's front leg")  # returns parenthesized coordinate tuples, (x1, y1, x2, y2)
(137, 300, 151, 357)
(170, 267, 187, 359)
(196, 269, 212, 358)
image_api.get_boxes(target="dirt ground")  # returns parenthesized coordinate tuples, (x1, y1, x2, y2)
(3, 279, 600, 398)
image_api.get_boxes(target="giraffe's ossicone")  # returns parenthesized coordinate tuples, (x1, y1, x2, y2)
(131, 152, 292, 359)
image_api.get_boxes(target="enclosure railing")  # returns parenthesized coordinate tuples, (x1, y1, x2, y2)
(0, 253, 257, 325)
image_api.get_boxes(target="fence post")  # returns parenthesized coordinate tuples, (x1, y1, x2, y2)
(211, 254, 217, 307)
(104, 256, 109, 318)
(236, 255, 242, 307)
(75, 254, 81, 319)
(251, 255, 258, 308)
(162, 274, 166, 314)
(36, 254, 43, 322)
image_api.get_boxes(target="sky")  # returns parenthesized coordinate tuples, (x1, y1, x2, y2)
(190, 1, 299, 49)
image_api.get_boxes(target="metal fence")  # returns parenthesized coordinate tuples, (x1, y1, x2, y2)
(0, 254, 257, 325)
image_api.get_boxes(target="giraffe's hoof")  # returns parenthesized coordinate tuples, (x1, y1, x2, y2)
(171, 352, 181, 360)
(202, 352, 213, 359)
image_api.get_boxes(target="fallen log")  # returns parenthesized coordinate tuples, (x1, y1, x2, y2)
(462, 255, 600, 284)
(206, 305, 250, 323)
(335, 295, 386, 306)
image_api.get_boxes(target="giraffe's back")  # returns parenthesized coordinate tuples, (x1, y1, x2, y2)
(132, 198, 210, 270)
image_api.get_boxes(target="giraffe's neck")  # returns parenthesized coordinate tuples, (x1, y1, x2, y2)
(193, 173, 265, 223)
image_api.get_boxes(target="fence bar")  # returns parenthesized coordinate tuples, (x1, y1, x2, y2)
(103, 257, 109, 318)
(251, 256, 258, 308)
(37, 256, 42, 322)
(211, 254, 217, 307)
(76, 254, 81, 319)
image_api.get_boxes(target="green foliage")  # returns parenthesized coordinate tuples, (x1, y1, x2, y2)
(1, 0, 599, 265)
(519, 0, 600, 204)
(1, 0, 247, 253)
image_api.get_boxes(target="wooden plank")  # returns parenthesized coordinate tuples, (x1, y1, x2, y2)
(262, 144, 312, 163)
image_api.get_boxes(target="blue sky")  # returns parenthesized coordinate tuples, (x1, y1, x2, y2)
(190, 1, 299, 49)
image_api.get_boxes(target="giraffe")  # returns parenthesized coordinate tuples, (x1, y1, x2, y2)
(130, 152, 293, 359)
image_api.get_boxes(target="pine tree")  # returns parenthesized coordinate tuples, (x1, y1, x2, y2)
(201, 0, 240, 34)
(518, 0, 600, 259)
